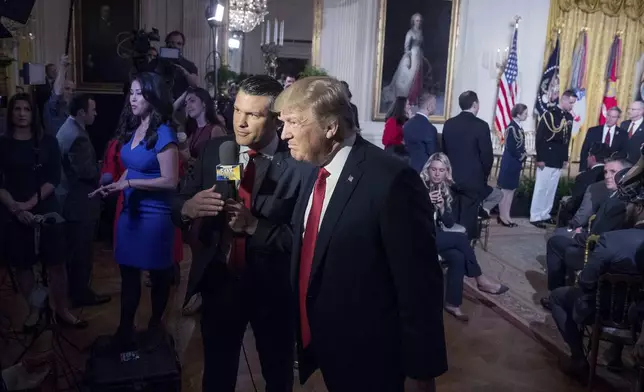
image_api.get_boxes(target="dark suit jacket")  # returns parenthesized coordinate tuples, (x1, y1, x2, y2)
(570, 181, 610, 229)
(620, 120, 644, 163)
(442, 111, 493, 196)
(173, 135, 308, 304)
(292, 136, 447, 389)
(55, 117, 101, 222)
(402, 114, 438, 173)
(574, 228, 644, 324)
(579, 125, 627, 171)
(569, 164, 605, 212)
(573, 196, 626, 246)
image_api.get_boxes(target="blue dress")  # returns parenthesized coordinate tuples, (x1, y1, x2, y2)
(115, 124, 178, 270)
(498, 121, 526, 190)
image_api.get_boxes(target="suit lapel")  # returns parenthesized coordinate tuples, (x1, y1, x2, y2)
(251, 140, 289, 208)
(308, 137, 366, 285)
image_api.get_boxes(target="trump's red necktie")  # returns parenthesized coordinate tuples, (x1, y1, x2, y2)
(230, 149, 257, 271)
(299, 167, 329, 348)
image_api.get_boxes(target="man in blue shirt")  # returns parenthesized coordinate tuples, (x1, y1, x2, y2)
(44, 54, 75, 136)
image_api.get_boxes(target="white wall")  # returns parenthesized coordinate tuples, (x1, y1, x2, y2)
(318, 0, 551, 147)
(241, 0, 314, 75)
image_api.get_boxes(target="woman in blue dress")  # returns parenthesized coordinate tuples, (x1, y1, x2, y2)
(91, 72, 179, 347)
(497, 103, 528, 227)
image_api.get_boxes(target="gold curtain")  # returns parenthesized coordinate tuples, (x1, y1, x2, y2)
(545, 0, 644, 160)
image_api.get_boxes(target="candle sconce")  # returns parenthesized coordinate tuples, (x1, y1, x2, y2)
(259, 18, 284, 78)
(481, 47, 509, 80)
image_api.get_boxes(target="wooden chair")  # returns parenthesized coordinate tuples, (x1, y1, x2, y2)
(470, 216, 490, 252)
(586, 272, 642, 391)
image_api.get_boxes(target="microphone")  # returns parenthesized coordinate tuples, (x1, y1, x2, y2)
(216, 140, 242, 200)
(100, 173, 114, 186)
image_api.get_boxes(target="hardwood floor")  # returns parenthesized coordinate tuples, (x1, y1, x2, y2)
(0, 244, 605, 391)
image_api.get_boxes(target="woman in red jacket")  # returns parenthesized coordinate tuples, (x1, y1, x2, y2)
(101, 103, 184, 279)
(382, 97, 410, 149)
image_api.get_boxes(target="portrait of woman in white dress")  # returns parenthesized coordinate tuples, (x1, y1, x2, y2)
(383, 13, 425, 108)
(374, 0, 459, 121)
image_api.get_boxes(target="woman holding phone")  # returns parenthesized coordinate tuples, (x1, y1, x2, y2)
(421, 153, 508, 322)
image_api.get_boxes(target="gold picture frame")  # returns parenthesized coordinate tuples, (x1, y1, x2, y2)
(72, 0, 141, 93)
(372, 0, 460, 122)
(311, 0, 323, 67)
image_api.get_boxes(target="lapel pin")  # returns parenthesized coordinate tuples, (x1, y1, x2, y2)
(348, 175, 354, 182)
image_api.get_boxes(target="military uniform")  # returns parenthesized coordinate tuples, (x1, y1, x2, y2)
(530, 106, 574, 223)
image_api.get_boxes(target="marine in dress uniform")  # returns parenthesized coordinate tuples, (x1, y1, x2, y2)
(530, 90, 576, 227)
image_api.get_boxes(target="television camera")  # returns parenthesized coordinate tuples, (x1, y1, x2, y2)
(117, 28, 178, 86)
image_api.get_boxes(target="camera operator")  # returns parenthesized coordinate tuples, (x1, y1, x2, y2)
(165, 31, 199, 99)
(0, 93, 87, 330)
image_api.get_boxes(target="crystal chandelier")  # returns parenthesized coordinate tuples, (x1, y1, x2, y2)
(228, 0, 268, 33)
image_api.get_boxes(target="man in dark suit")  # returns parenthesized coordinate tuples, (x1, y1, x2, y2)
(540, 159, 631, 311)
(531, 90, 577, 228)
(277, 76, 446, 392)
(173, 76, 304, 392)
(56, 94, 110, 307)
(558, 142, 610, 226)
(620, 100, 644, 163)
(579, 107, 627, 171)
(403, 91, 438, 173)
(442, 90, 495, 238)
(579, 107, 628, 172)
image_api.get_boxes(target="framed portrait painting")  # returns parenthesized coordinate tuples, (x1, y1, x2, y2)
(372, 0, 459, 122)
(73, 0, 140, 93)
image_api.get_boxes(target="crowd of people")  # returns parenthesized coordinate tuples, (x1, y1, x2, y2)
(3, 23, 644, 391)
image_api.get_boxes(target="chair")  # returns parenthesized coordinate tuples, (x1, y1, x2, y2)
(470, 215, 490, 252)
(586, 272, 642, 391)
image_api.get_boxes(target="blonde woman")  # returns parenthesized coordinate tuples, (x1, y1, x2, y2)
(421, 153, 508, 321)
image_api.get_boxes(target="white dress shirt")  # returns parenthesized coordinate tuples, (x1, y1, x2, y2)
(303, 134, 357, 233)
(238, 133, 279, 167)
(630, 118, 644, 135)
(601, 125, 616, 146)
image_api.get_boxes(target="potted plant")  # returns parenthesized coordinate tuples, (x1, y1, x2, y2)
(299, 65, 328, 77)
(509, 174, 575, 218)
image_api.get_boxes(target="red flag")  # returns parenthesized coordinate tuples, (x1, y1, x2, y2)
(599, 36, 622, 125)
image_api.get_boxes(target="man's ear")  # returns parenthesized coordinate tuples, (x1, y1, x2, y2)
(324, 120, 339, 140)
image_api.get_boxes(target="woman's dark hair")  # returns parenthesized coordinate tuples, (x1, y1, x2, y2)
(386, 97, 408, 125)
(184, 87, 222, 136)
(118, 72, 174, 149)
(6, 93, 41, 140)
(511, 103, 528, 118)
(106, 97, 136, 165)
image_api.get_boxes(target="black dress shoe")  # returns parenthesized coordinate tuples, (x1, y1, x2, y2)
(72, 293, 111, 308)
(531, 221, 547, 229)
(55, 314, 88, 329)
(540, 296, 552, 311)
(478, 207, 490, 219)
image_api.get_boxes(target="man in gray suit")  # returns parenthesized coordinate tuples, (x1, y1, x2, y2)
(56, 94, 110, 307)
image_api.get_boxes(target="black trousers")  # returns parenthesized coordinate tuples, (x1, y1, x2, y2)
(65, 220, 97, 301)
(200, 262, 294, 392)
(550, 286, 586, 360)
(118, 264, 174, 335)
(546, 231, 585, 291)
(453, 188, 485, 240)
(437, 231, 482, 306)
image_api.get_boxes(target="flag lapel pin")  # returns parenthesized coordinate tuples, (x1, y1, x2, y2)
(348, 175, 354, 183)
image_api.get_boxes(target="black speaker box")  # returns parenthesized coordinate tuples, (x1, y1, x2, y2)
(84, 332, 181, 392)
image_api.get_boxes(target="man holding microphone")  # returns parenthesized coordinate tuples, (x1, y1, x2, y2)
(172, 75, 309, 392)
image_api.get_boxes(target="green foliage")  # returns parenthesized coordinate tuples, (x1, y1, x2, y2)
(515, 174, 575, 199)
(298, 65, 328, 77)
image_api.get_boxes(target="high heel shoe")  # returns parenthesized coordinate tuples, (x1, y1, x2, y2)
(496, 216, 518, 227)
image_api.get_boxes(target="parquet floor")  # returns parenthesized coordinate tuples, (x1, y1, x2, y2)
(0, 243, 605, 391)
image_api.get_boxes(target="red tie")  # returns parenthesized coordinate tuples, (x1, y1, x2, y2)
(629, 123, 636, 139)
(230, 150, 257, 271)
(299, 167, 330, 348)
(604, 127, 611, 146)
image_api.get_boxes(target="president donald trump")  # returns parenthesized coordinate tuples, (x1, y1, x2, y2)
(276, 76, 447, 391)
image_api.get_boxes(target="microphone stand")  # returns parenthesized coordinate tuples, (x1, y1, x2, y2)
(12, 136, 82, 392)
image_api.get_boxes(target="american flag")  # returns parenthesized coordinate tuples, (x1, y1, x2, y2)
(494, 29, 519, 142)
